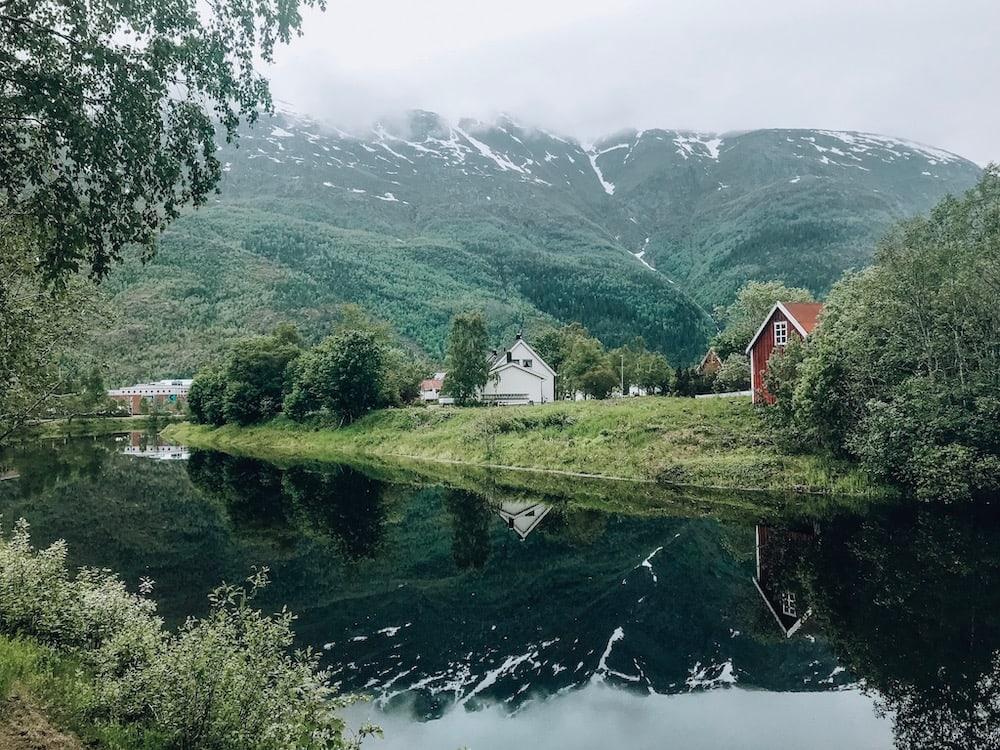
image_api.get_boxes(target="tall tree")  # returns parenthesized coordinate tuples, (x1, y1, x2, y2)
(284, 330, 386, 423)
(561, 336, 617, 399)
(442, 312, 491, 406)
(0, 224, 98, 440)
(1, 0, 323, 282)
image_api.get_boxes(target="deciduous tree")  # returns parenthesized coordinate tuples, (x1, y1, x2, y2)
(1, 0, 323, 282)
(442, 312, 491, 406)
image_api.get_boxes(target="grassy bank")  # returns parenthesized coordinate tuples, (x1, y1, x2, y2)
(165, 397, 877, 496)
(0, 635, 128, 750)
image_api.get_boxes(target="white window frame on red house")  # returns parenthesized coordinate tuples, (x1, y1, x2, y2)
(773, 320, 788, 346)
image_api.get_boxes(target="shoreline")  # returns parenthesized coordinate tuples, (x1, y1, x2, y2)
(162, 397, 879, 497)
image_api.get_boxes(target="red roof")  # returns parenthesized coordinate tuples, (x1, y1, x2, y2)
(745, 301, 826, 354)
(782, 302, 824, 334)
(420, 378, 443, 391)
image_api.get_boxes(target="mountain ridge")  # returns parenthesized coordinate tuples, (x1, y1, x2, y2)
(94, 106, 981, 382)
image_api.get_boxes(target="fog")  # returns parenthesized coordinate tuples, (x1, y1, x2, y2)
(262, 0, 1000, 163)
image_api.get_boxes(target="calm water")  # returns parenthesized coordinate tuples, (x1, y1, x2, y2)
(2, 431, 999, 748)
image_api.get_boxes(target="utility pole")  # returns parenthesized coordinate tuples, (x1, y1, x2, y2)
(620, 353, 625, 396)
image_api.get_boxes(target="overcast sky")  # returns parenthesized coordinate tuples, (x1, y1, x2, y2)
(265, 0, 1000, 164)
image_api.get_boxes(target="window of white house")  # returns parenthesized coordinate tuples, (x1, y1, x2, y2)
(523, 359, 533, 368)
(781, 591, 797, 618)
(774, 320, 788, 346)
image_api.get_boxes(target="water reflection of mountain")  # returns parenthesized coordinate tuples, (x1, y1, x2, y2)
(182, 450, 851, 717)
(2, 437, 999, 744)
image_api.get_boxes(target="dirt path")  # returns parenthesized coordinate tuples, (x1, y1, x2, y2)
(0, 694, 82, 750)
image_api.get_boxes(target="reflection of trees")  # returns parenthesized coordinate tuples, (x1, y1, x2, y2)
(282, 465, 387, 560)
(539, 507, 607, 547)
(187, 450, 293, 539)
(186, 450, 388, 560)
(4, 437, 109, 496)
(443, 490, 491, 570)
(803, 503, 1000, 749)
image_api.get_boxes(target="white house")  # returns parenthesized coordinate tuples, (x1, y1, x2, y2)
(437, 334, 555, 406)
(483, 334, 556, 405)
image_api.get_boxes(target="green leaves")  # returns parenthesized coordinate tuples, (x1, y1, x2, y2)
(442, 311, 491, 405)
(0, 520, 364, 749)
(0, 0, 321, 283)
(286, 329, 387, 423)
(773, 166, 1000, 501)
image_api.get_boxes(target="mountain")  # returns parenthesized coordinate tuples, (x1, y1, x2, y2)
(97, 108, 981, 381)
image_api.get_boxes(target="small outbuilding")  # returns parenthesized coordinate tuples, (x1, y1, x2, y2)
(419, 373, 446, 402)
(697, 347, 723, 377)
(745, 302, 824, 404)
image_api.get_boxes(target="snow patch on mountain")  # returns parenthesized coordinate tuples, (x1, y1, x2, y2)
(586, 146, 618, 195)
(591, 627, 626, 683)
(815, 130, 962, 165)
(455, 126, 526, 174)
(673, 133, 724, 160)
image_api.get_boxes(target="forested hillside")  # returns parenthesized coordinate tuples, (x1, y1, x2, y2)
(96, 108, 981, 382)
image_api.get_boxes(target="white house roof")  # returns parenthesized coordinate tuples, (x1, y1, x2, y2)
(489, 336, 555, 376)
(489, 361, 546, 380)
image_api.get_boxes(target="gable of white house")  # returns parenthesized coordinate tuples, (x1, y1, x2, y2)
(484, 338, 555, 405)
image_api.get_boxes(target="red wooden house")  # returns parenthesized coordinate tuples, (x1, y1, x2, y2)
(745, 302, 824, 404)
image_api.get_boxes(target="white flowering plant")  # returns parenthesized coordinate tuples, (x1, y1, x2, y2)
(0, 518, 379, 749)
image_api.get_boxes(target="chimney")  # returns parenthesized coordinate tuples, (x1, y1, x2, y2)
(515, 332, 522, 340)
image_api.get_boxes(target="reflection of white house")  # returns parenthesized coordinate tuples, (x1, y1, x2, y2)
(497, 500, 551, 540)
(483, 335, 555, 405)
(117, 432, 190, 460)
(120, 445, 190, 461)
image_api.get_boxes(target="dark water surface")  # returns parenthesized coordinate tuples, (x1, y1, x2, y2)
(2, 432, 999, 748)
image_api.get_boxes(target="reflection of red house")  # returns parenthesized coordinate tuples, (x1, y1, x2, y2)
(745, 302, 824, 404)
(753, 524, 815, 638)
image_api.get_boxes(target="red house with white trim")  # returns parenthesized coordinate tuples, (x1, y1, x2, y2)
(745, 302, 824, 404)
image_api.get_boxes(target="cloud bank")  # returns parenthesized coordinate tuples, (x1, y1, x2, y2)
(264, 0, 1000, 164)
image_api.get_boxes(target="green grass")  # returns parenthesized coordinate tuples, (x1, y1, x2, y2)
(164, 396, 878, 496)
(0, 635, 170, 750)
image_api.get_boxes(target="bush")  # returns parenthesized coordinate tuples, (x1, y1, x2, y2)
(0, 519, 373, 749)
(713, 354, 750, 393)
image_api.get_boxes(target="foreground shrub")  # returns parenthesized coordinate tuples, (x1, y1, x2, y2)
(0, 519, 375, 749)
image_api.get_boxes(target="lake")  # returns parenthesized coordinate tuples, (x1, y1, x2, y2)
(2, 431, 998, 748)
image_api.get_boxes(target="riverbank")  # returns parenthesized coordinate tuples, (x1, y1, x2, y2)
(0, 636, 91, 749)
(165, 397, 877, 496)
